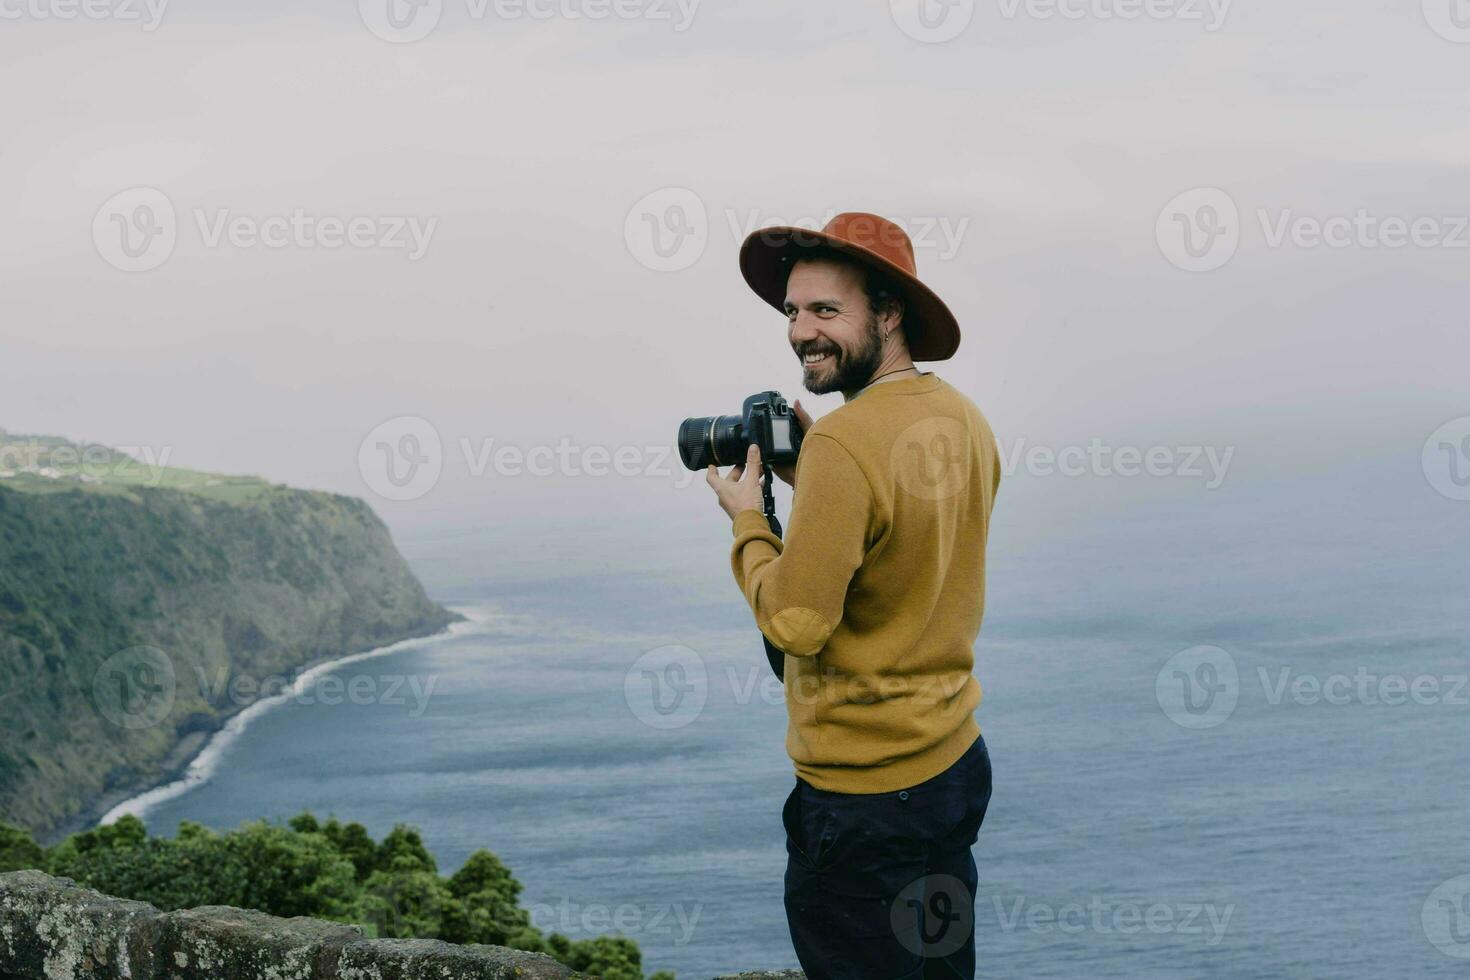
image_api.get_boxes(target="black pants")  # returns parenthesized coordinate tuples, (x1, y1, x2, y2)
(783, 733, 993, 980)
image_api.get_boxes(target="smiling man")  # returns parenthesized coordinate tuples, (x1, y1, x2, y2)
(702, 212, 1003, 979)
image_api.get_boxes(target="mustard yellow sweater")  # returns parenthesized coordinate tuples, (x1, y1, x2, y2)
(730, 372, 1001, 794)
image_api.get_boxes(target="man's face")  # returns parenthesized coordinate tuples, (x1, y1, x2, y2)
(784, 258, 885, 396)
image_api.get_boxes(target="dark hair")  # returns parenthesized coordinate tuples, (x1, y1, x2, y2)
(787, 244, 906, 326)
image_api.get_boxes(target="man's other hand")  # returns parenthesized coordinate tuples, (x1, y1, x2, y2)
(771, 399, 814, 489)
(706, 444, 765, 521)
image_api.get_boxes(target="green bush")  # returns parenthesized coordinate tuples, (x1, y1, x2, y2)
(0, 821, 45, 873)
(28, 812, 673, 979)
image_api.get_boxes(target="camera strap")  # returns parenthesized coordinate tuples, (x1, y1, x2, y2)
(760, 462, 785, 682)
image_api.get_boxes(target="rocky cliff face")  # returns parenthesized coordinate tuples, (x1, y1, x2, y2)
(0, 873, 805, 980)
(0, 437, 455, 839)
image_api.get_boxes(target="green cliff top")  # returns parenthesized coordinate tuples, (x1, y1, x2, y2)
(0, 431, 272, 505)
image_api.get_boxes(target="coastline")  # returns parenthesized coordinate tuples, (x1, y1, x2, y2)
(40, 610, 480, 846)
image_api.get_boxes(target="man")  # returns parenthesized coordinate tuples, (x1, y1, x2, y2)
(703, 212, 1001, 979)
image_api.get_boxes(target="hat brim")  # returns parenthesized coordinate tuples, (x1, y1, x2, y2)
(739, 226, 961, 362)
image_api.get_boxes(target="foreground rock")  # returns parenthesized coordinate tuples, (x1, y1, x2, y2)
(0, 870, 579, 980)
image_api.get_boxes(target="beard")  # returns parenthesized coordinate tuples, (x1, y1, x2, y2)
(795, 313, 886, 396)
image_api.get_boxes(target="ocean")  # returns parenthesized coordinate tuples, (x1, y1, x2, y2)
(110, 459, 1470, 978)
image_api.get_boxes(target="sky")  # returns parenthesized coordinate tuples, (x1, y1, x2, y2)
(1, 0, 1466, 531)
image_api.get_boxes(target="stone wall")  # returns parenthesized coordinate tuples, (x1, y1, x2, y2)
(0, 871, 804, 980)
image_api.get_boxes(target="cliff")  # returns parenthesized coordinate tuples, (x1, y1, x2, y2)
(0, 433, 456, 839)
(0, 872, 805, 980)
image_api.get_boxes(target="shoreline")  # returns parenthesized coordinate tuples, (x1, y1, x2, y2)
(42, 610, 481, 845)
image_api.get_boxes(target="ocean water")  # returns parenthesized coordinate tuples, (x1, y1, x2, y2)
(121, 462, 1470, 978)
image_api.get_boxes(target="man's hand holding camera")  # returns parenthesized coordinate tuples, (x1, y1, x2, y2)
(701, 398, 812, 520)
(705, 444, 766, 521)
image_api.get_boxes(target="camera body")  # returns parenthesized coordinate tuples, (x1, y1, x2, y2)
(678, 391, 804, 471)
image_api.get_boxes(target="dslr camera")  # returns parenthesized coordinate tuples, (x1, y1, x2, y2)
(678, 391, 803, 472)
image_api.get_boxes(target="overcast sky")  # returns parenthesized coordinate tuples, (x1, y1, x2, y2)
(2, 0, 1466, 530)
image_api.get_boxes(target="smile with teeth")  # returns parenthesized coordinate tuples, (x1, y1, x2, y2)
(803, 350, 836, 366)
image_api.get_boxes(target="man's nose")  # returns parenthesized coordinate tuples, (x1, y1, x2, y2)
(788, 313, 819, 345)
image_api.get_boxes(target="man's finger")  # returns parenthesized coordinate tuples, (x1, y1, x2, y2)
(728, 463, 745, 483)
(705, 465, 719, 489)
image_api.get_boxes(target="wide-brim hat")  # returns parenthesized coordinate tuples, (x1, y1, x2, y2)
(739, 211, 961, 362)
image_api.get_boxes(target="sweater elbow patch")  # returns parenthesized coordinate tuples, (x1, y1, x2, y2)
(760, 607, 833, 657)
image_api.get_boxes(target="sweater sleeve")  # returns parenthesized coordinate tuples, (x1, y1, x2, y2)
(729, 433, 874, 657)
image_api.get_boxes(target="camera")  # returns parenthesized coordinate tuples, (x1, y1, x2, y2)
(677, 391, 804, 471)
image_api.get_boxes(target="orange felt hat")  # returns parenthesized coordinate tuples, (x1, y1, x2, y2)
(739, 211, 960, 362)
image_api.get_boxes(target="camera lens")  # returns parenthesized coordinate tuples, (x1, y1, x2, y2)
(677, 415, 745, 471)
